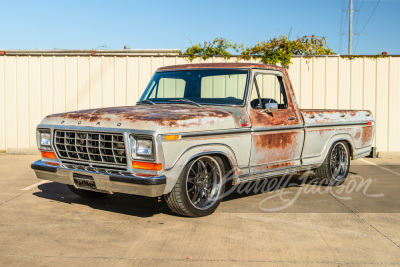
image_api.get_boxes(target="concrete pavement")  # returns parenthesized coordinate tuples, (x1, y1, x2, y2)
(0, 155, 399, 266)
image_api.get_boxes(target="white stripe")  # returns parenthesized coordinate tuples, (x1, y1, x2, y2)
(21, 180, 48, 191)
(359, 159, 400, 177)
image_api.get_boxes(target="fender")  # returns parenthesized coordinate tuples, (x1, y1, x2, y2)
(302, 133, 356, 167)
(162, 143, 248, 194)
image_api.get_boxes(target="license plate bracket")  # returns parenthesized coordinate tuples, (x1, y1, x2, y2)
(73, 173, 97, 190)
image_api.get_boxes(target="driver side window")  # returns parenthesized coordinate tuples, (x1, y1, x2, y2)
(251, 73, 288, 109)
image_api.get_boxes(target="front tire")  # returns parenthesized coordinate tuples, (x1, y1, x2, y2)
(315, 141, 351, 186)
(165, 156, 226, 217)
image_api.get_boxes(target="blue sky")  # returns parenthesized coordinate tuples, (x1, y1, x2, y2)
(0, 0, 399, 55)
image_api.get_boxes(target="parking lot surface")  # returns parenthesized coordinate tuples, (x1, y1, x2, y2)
(0, 155, 399, 266)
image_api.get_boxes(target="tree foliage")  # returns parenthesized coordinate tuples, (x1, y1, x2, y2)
(183, 35, 335, 65)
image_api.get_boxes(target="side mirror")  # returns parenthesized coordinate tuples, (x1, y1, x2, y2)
(263, 102, 278, 112)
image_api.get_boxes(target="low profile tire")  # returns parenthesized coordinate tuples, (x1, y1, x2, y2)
(165, 155, 226, 217)
(67, 185, 109, 198)
(314, 141, 351, 186)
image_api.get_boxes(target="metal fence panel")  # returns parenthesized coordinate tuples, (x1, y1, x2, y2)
(0, 54, 399, 153)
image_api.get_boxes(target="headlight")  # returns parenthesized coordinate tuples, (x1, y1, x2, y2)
(129, 136, 154, 159)
(38, 130, 52, 150)
(40, 133, 51, 146)
(137, 139, 153, 156)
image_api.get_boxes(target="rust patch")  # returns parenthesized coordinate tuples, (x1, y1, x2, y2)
(251, 161, 296, 174)
(255, 132, 296, 149)
(355, 131, 361, 140)
(264, 161, 295, 170)
(301, 109, 371, 117)
(250, 108, 298, 127)
(46, 104, 232, 127)
(361, 126, 373, 146)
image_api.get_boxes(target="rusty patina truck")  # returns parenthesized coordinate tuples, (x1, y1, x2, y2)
(31, 63, 375, 217)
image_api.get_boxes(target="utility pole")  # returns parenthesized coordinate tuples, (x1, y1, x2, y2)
(349, 0, 353, 55)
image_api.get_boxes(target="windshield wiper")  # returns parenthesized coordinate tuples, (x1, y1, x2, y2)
(136, 99, 155, 105)
(169, 99, 201, 107)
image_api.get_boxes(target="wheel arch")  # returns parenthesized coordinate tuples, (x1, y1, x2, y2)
(163, 143, 243, 194)
(321, 134, 355, 162)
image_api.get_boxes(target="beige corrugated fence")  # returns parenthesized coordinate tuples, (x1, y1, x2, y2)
(0, 52, 399, 153)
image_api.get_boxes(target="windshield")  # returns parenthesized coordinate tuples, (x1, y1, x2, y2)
(139, 69, 249, 105)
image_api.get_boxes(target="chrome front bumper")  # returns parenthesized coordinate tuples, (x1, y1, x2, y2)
(31, 160, 166, 197)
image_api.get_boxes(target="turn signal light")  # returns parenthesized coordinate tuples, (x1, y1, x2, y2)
(41, 151, 57, 159)
(132, 161, 162, 171)
(163, 135, 180, 141)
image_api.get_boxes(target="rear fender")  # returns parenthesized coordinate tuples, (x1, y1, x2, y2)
(302, 133, 356, 167)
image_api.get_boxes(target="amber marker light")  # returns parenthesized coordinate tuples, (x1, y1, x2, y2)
(132, 161, 163, 171)
(41, 151, 57, 159)
(163, 135, 180, 141)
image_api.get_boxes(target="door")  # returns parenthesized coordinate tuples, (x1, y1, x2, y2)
(249, 71, 304, 175)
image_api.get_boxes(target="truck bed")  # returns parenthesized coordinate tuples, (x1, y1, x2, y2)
(300, 109, 374, 165)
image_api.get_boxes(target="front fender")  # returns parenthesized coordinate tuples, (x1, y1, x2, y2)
(162, 143, 248, 194)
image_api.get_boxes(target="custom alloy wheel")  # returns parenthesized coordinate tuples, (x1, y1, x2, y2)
(165, 155, 226, 217)
(330, 142, 349, 181)
(315, 141, 350, 185)
(186, 156, 222, 210)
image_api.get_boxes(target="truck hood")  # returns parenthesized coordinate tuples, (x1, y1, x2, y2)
(42, 104, 249, 134)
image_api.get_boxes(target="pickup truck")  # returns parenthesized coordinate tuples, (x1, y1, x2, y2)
(31, 63, 375, 217)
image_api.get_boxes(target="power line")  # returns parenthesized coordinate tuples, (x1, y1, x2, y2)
(358, 0, 381, 35)
(339, 0, 349, 54)
(353, 0, 364, 53)
(354, 0, 381, 53)
(354, 0, 364, 32)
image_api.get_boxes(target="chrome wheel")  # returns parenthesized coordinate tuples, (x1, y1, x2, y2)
(330, 142, 349, 181)
(186, 156, 222, 210)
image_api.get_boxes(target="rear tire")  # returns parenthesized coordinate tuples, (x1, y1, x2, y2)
(314, 141, 350, 186)
(165, 155, 226, 217)
(67, 185, 109, 198)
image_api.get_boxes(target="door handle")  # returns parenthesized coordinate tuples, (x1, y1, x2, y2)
(288, 117, 296, 121)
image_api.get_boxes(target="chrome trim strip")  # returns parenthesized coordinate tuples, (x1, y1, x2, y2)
(181, 128, 251, 138)
(180, 122, 368, 138)
(249, 158, 300, 168)
(306, 122, 368, 128)
(237, 166, 300, 183)
(251, 125, 303, 133)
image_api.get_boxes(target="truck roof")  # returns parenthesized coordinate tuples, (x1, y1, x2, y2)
(157, 63, 286, 72)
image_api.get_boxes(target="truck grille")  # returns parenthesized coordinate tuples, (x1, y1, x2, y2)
(54, 130, 127, 166)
